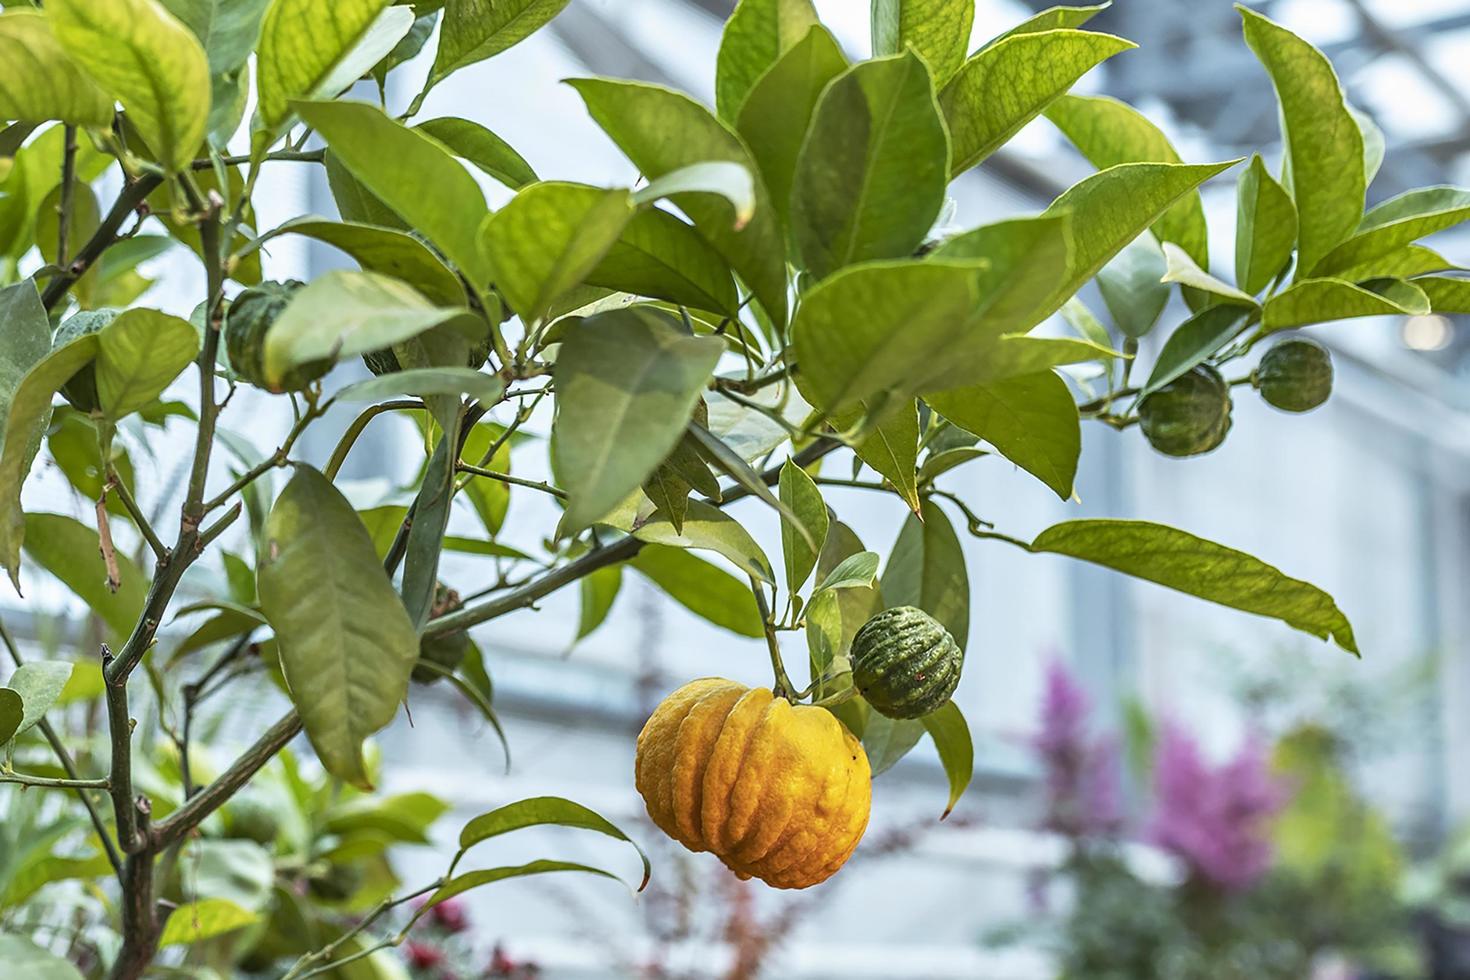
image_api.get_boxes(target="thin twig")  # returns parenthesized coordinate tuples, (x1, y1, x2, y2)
(280, 878, 446, 980)
(56, 125, 77, 267)
(0, 770, 111, 790)
(42, 173, 163, 310)
(455, 463, 566, 499)
(107, 469, 166, 560)
(750, 576, 794, 700)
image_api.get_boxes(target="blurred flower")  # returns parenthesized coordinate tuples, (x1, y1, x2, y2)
(1035, 660, 1124, 838)
(430, 897, 469, 935)
(405, 940, 444, 970)
(1148, 722, 1291, 892)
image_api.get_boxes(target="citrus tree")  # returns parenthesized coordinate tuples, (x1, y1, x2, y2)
(0, 0, 1459, 975)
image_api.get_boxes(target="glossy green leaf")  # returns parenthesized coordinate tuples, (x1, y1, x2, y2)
(262, 270, 468, 387)
(778, 458, 828, 593)
(1240, 6, 1364, 278)
(169, 604, 265, 663)
(1097, 235, 1169, 339)
(457, 422, 511, 537)
(0, 280, 50, 436)
(1314, 186, 1470, 279)
(1045, 93, 1209, 267)
(1030, 518, 1357, 653)
(569, 78, 788, 328)
(634, 162, 755, 228)
(631, 500, 774, 583)
(1141, 304, 1251, 396)
(630, 544, 763, 637)
(1261, 277, 1429, 333)
(255, 0, 394, 137)
(587, 208, 739, 317)
(793, 51, 948, 279)
(431, 0, 570, 85)
(551, 307, 722, 534)
(921, 700, 972, 818)
(457, 795, 650, 889)
(418, 860, 626, 918)
(0, 689, 20, 746)
(257, 466, 419, 789)
(335, 367, 504, 406)
(416, 115, 537, 189)
(685, 422, 810, 541)
(0, 337, 99, 589)
(0, 936, 83, 980)
(256, 217, 465, 306)
(576, 565, 622, 642)
(0, 10, 114, 127)
(814, 550, 879, 593)
(94, 308, 199, 421)
(481, 181, 635, 324)
(159, 0, 271, 74)
(980, 3, 1108, 48)
(1235, 153, 1297, 296)
(941, 29, 1135, 177)
(6, 660, 72, 737)
(736, 25, 847, 230)
(928, 371, 1080, 500)
(918, 446, 986, 484)
(1352, 103, 1385, 188)
(23, 513, 147, 641)
(881, 499, 968, 649)
(715, 0, 819, 121)
(850, 399, 921, 513)
(1160, 242, 1257, 306)
(871, 0, 973, 85)
(294, 99, 489, 282)
(863, 710, 926, 775)
(1415, 276, 1470, 314)
(49, 0, 208, 173)
(158, 898, 258, 947)
(1336, 245, 1458, 283)
(955, 334, 1121, 388)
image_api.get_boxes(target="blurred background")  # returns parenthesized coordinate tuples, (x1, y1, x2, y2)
(9, 0, 1470, 977)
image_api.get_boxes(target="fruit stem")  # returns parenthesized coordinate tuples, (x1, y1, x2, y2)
(749, 576, 796, 700)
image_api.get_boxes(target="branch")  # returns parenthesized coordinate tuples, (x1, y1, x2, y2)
(41, 173, 163, 311)
(107, 468, 166, 560)
(455, 462, 566, 499)
(323, 399, 422, 481)
(101, 644, 142, 853)
(182, 187, 226, 524)
(0, 771, 110, 790)
(56, 125, 77, 267)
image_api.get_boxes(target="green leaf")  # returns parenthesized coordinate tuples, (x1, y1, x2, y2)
(685, 422, 810, 542)
(1160, 242, 1258, 307)
(1045, 93, 1209, 267)
(980, 3, 1108, 48)
(294, 99, 489, 282)
(793, 51, 949, 279)
(634, 161, 755, 227)
(0, 10, 114, 127)
(457, 795, 650, 890)
(630, 499, 774, 583)
(778, 458, 828, 593)
(457, 421, 512, 537)
(920, 700, 972, 818)
(849, 399, 921, 513)
(257, 466, 419, 789)
(401, 425, 459, 628)
(334, 367, 504, 406)
(169, 604, 265, 663)
(431, 0, 570, 86)
(576, 565, 621, 642)
(49, 0, 209, 173)
(1097, 235, 1169, 339)
(255, 217, 466, 306)
(568, 78, 788, 329)
(1141, 304, 1251, 396)
(941, 29, 1135, 177)
(94, 308, 199, 421)
(1235, 154, 1298, 296)
(951, 333, 1121, 388)
(1239, 6, 1364, 278)
(1031, 519, 1357, 653)
(481, 181, 635, 324)
(918, 446, 986, 484)
(1352, 103, 1385, 189)
(22, 513, 146, 642)
(1313, 186, 1470, 279)
(6, 660, 73, 738)
(715, 0, 819, 121)
(881, 498, 968, 649)
(254, 0, 396, 139)
(0, 280, 50, 434)
(418, 860, 626, 918)
(871, 0, 973, 85)
(630, 544, 763, 637)
(1336, 244, 1459, 283)
(262, 270, 468, 388)
(0, 935, 83, 980)
(1415, 276, 1470, 314)
(158, 898, 258, 947)
(158, 0, 271, 74)
(813, 550, 879, 593)
(415, 115, 537, 189)
(863, 710, 926, 775)
(1261, 277, 1429, 333)
(586, 208, 739, 317)
(550, 307, 723, 534)
(0, 688, 20, 746)
(928, 371, 1080, 499)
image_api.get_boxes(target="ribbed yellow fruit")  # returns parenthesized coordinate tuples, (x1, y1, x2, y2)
(635, 678, 872, 889)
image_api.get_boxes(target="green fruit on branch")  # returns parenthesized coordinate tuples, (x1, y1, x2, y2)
(1255, 337, 1333, 413)
(224, 795, 281, 846)
(1138, 364, 1233, 457)
(850, 606, 964, 719)
(412, 583, 469, 683)
(225, 279, 328, 392)
(52, 309, 118, 413)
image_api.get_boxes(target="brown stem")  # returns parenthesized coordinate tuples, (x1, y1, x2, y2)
(42, 173, 162, 311)
(95, 496, 121, 593)
(56, 125, 77, 267)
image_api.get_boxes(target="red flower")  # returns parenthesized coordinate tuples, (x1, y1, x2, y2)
(405, 940, 444, 970)
(430, 898, 469, 934)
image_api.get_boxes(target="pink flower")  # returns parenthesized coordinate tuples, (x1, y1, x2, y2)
(1034, 660, 1123, 838)
(1148, 722, 1291, 892)
(430, 897, 469, 934)
(405, 940, 444, 970)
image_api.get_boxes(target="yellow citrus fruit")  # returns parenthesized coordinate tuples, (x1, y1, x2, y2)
(635, 678, 871, 889)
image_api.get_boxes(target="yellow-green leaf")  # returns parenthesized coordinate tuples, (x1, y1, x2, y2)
(431, 0, 570, 86)
(928, 371, 1080, 499)
(714, 0, 818, 121)
(1235, 153, 1297, 296)
(871, 0, 973, 86)
(95, 308, 199, 421)
(920, 700, 972, 819)
(0, 10, 114, 127)
(1261, 277, 1429, 333)
(254, 0, 395, 139)
(1313, 186, 1470, 279)
(158, 898, 258, 947)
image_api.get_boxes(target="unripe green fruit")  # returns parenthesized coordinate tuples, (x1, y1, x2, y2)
(53, 309, 119, 413)
(225, 279, 327, 392)
(1255, 337, 1333, 413)
(413, 583, 468, 683)
(225, 796, 281, 846)
(850, 606, 963, 719)
(1138, 364, 1232, 458)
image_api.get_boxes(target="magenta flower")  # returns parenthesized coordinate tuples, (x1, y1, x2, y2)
(1148, 722, 1291, 892)
(1034, 660, 1123, 838)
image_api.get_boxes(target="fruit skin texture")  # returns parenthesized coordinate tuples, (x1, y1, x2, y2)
(225, 279, 327, 392)
(635, 678, 871, 889)
(1256, 337, 1333, 413)
(850, 606, 963, 719)
(1138, 364, 1233, 457)
(53, 308, 118, 412)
